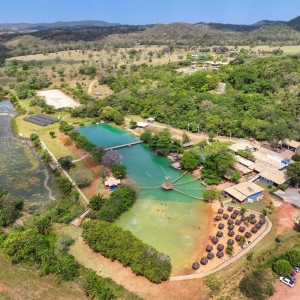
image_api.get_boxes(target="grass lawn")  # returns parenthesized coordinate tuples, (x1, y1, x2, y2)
(0, 252, 87, 300)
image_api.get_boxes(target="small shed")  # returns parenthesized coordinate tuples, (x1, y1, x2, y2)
(147, 118, 155, 123)
(136, 122, 149, 128)
(104, 177, 121, 189)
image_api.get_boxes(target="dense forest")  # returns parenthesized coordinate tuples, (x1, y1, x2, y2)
(98, 55, 300, 142)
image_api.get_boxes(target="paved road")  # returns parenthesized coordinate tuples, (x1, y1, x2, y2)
(170, 206, 272, 281)
(40, 138, 89, 204)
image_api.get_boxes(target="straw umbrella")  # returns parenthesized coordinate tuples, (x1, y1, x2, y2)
(217, 251, 224, 258)
(211, 237, 219, 244)
(218, 208, 224, 214)
(223, 214, 229, 220)
(215, 215, 222, 221)
(241, 215, 247, 222)
(200, 257, 208, 265)
(227, 239, 234, 245)
(245, 232, 252, 238)
(217, 244, 224, 251)
(228, 230, 235, 237)
(255, 223, 262, 229)
(231, 213, 237, 219)
(227, 219, 234, 225)
(250, 214, 256, 219)
(239, 226, 246, 233)
(251, 227, 258, 233)
(192, 262, 200, 270)
(216, 231, 223, 237)
(207, 252, 215, 260)
(235, 235, 242, 242)
(259, 219, 266, 225)
(234, 209, 240, 215)
(250, 218, 257, 224)
(235, 220, 242, 226)
(218, 223, 225, 230)
(206, 245, 213, 252)
(228, 225, 235, 231)
(227, 206, 234, 212)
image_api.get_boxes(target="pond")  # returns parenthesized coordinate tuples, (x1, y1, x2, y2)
(0, 100, 61, 203)
(78, 123, 210, 275)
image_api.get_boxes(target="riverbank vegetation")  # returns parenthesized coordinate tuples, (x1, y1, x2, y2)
(82, 220, 172, 283)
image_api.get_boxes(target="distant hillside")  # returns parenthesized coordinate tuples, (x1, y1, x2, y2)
(288, 16, 300, 31)
(252, 20, 286, 26)
(0, 20, 121, 33)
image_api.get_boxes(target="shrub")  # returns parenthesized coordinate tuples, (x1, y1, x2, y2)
(273, 259, 292, 276)
(53, 254, 78, 281)
(285, 250, 300, 267)
(278, 183, 289, 191)
(56, 235, 75, 252)
(203, 188, 220, 202)
(88, 194, 105, 211)
(292, 154, 300, 161)
(74, 171, 92, 188)
(180, 151, 199, 170)
(98, 185, 136, 222)
(82, 220, 172, 283)
(275, 235, 284, 243)
(110, 163, 127, 179)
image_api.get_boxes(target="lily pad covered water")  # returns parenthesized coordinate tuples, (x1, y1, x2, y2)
(78, 124, 210, 274)
(0, 100, 60, 203)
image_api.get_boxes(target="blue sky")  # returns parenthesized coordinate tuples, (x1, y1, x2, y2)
(2, 0, 300, 24)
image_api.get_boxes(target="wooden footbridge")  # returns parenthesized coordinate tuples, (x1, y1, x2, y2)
(105, 140, 143, 151)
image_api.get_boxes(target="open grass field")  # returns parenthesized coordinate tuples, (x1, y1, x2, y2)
(240, 45, 300, 54)
(0, 252, 86, 300)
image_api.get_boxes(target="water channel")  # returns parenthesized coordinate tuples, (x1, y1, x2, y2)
(78, 123, 210, 274)
(0, 100, 60, 203)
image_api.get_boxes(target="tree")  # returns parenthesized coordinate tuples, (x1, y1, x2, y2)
(292, 154, 300, 161)
(266, 123, 291, 147)
(287, 162, 300, 187)
(89, 194, 105, 211)
(241, 207, 247, 215)
(155, 129, 172, 156)
(239, 236, 246, 247)
(285, 250, 300, 267)
(129, 119, 137, 128)
(58, 156, 73, 171)
(226, 245, 234, 255)
(74, 171, 92, 188)
(49, 131, 56, 138)
(53, 254, 78, 281)
(203, 188, 221, 202)
(102, 150, 120, 166)
(110, 163, 127, 179)
(92, 146, 106, 164)
(140, 130, 152, 143)
(273, 259, 293, 276)
(180, 151, 199, 170)
(231, 171, 241, 183)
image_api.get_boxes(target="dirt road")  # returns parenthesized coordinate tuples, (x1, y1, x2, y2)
(270, 279, 300, 300)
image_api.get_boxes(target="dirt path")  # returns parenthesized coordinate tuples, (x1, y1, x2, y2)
(88, 79, 97, 95)
(67, 228, 206, 300)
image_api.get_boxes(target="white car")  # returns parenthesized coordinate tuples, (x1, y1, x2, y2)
(294, 266, 300, 273)
(280, 276, 294, 287)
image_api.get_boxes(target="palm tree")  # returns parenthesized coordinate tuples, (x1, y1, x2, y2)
(226, 245, 234, 256)
(239, 236, 246, 248)
(58, 155, 73, 171)
(241, 207, 247, 215)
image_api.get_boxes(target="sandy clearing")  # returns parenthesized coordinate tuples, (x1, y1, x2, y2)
(37, 89, 80, 109)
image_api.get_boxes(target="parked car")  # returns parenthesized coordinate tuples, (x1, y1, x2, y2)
(280, 276, 294, 287)
(288, 275, 297, 283)
(294, 266, 300, 273)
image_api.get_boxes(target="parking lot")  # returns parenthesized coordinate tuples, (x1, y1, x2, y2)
(275, 188, 300, 208)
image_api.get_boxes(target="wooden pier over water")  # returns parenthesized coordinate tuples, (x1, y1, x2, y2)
(105, 140, 143, 151)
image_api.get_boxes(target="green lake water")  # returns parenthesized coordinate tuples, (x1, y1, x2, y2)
(78, 124, 210, 274)
(0, 100, 61, 203)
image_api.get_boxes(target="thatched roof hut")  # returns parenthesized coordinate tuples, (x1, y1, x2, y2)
(217, 231, 224, 237)
(206, 245, 213, 252)
(228, 225, 235, 231)
(239, 226, 246, 233)
(245, 232, 252, 238)
(215, 215, 222, 221)
(223, 213, 229, 220)
(217, 244, 224, 251)
(255, 223, 262, 229)
(235, 235, 242, 242)
(217, 251, 224, 258)
(227, 219, 234, 225)
(211, 237, 219, 244)
(218, 223, 225, 230)
(192, 262, 200, 270)
(218, 208, 224, 214)
(227, 239, 235, 245)
(200, 257, 208, 265)
(251, 227, 258, 233)
(230, 213, 237, 219)
(228, 230, 235, 237)
(235, 220, 242, 226)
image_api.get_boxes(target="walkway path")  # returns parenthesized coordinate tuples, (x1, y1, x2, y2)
(72, 153, 90, 163)
(88, 79, 97, 95)
(39, 138, 89, 204)
(169, 206, 272, 281)
(70, 209, 91, 227)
